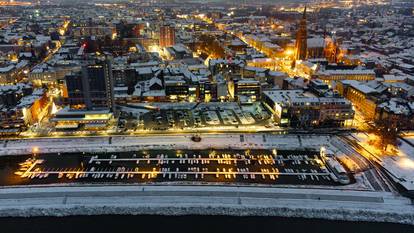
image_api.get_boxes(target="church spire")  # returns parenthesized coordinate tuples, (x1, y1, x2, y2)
(303, 5, 307, 19)
(295, 5, 308, 61)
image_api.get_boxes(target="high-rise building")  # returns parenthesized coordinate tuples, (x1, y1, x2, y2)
(66, 59, 114, 111)
(295, 7, 308, 61)
(159, 25, 175, 48)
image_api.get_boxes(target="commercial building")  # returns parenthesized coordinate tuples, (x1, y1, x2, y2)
(336, 80, 380, 120)
(159, 25, 176, 48)
(0, 84, 48, 133)
(262, 89, 354, 128)
(164, 44, 192, 60)
(51, 107, 113, 130)
(375, 98, 414, 130)
(29, 63, 81, 85)
(208, 59, 245, 76)
(0, 60, 28, 84)
(234, 79, 261, 103)
(337, 80, 414, 127)
(65, 59, 115, 111)
(53, 59, 115, 130)
(0, 65, 17, 84)
(165, 77, 189, 101)
(315, 69, 376, 83)
(72, 26, 116, 39)
(198, 80, 217, 102)
(113, 66, 138, 91)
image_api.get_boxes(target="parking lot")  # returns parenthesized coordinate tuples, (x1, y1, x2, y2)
(14, 149, 344, 186)
(142, 103, 271, 131)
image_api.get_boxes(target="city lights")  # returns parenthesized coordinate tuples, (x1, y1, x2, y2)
(0, 1, 413, 228)
(284, 48, 295, 57)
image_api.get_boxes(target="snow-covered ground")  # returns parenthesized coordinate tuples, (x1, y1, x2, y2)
(352, 133, 414, 192)
(118, 106, 150, 118)
(0, 134, 411, 223)
(0, 134, 331, 156)
(382, 139, 414, 191)
(128, 102, 197, 110)
(0, 185, 412, 224)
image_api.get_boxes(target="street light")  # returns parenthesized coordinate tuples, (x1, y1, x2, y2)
(32, 146, 39, 154)
(320, 146, 326, 157)
(284, 48, 294, 58)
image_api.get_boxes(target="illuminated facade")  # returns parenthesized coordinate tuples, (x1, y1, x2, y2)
(324, 37, 338, 63)
(0, 85, 48, 132)
(315, 69, 376, 83)
(0, 65, 17, 84)
(0, 61, 28, 84)
(159, 25, 175, 48)
(29, 66, 81, 85)
(336, 80, 378, 120)
(51, 108, 113, 130)
(165, 79, 189, 101)
(0, 1, 31, 6)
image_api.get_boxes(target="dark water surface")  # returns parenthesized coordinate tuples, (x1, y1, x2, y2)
(2, 149, 345, 186)
(0, 215, 412, 233)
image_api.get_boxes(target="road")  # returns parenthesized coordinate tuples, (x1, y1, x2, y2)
(0, 185, 412, 225)
(341, 135, 397, 193)
(0, 185, 385, 203)
(11, 125, 355, 140)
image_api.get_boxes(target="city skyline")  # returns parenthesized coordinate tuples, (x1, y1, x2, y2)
(0, 0, 413, 232)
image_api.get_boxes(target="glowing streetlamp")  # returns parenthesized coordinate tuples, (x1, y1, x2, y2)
(320, 146, 326, 157)
(284, 48, 295, 58)
(32, 146, 39, 154)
